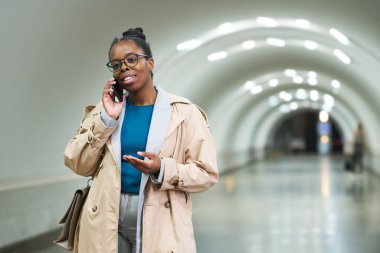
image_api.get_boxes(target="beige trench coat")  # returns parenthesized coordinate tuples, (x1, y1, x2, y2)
(64, 86, 218, 253)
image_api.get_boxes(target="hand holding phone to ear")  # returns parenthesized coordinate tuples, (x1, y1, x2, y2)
(102, 78, 124, 120)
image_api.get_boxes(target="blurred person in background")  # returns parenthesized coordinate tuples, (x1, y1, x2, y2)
(352, 123, 366, 173)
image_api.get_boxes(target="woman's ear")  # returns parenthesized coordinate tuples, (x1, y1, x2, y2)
(147, 58, 154, 72)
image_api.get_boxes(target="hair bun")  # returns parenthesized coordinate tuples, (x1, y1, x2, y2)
(122, 27, 146, 41)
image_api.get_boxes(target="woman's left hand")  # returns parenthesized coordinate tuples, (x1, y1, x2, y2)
(123, 152, 161, 174)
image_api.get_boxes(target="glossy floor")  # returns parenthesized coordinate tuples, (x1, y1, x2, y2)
(193, 155, 380, 253)
(5, 155, 380, 253)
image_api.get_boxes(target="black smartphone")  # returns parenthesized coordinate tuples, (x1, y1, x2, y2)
(113, 78, 124, 102)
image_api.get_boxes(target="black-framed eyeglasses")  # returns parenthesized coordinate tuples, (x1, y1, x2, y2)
(106, 53, 149, 72)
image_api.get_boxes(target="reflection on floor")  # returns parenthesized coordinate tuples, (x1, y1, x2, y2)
(5, 155, 380, 253)
(193, 155, 380, 253)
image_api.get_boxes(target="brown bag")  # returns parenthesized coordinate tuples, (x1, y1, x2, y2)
(54, 184, 90, 251)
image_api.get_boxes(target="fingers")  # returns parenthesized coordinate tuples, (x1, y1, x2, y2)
(104, 78, 116, 89)
(103, 88, 114, 96)
(103, 78, 115, 91)
(123, 154, 160, 174)
(103, 78, 118, 101)
(137, 151, 155, 159)
(123, 155, 148, 172)
(123, 155, 146, 165)
(125, 157, 145, 171)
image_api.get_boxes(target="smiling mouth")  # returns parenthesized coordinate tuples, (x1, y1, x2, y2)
(124, 75, 136, 82)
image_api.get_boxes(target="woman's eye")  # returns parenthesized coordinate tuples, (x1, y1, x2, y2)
(112, 63, 121, 70)
(127, 56, 137, 63)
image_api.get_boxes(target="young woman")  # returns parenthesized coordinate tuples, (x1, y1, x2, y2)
(64, 27, 219, 253)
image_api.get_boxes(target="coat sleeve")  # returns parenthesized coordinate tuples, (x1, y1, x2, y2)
(63, 103, 118, 177)
(160, 104, 219, 193)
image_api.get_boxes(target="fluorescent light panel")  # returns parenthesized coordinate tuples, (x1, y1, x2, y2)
(268, 96, 279, 107)
(323, 94, 335, 106)
(242, 40, 256, 50)
(244, 81, 255, 90)
(208, 51, 227, 61)
(308, 78, 318, 86)
(219, 22, 233, 32)
(290, 102, 298, 110)
(304, 40, 318, 50)
(308, 71, 317, 78)
(279, 91, 292, 101)
(177, 39, 201, 51)
(310, 90, 319, 101)
(284, 69, 297, 77)
(334, 49, 351, 64)
(296, 19, 310, 28)
(296, 89, 308, 100)
(269, 79, 279, 87)
(319, 111, 329, 122)
(292, 76, 304, 84)
(256, 17, 278, 27)
(329, 28, 350, 45)
(267, 38, 286, 47)
(251, 85, 263, 94)
(331, 80, 341, 89)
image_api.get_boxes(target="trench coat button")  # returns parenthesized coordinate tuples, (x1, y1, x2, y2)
(92, 205, 97, 212)
(164, 201, 171, 208)
(87, 135, 93, 143)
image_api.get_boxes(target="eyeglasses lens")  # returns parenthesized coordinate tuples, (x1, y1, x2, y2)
(107, 54, 143, 72)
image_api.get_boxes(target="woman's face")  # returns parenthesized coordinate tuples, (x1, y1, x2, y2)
(109, 40, 154, 93)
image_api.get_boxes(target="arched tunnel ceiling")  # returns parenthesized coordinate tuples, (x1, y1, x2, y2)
(3, 0, 380, 158)
(217, 86, 358, 152)
(243, 99, 355, 153)
(153, 16, 380, 154)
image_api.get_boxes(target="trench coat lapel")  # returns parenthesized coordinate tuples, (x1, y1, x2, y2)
(139, 85, 172, 191)
(136, 86, 172, 253)
(165, 109, 185, 138)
